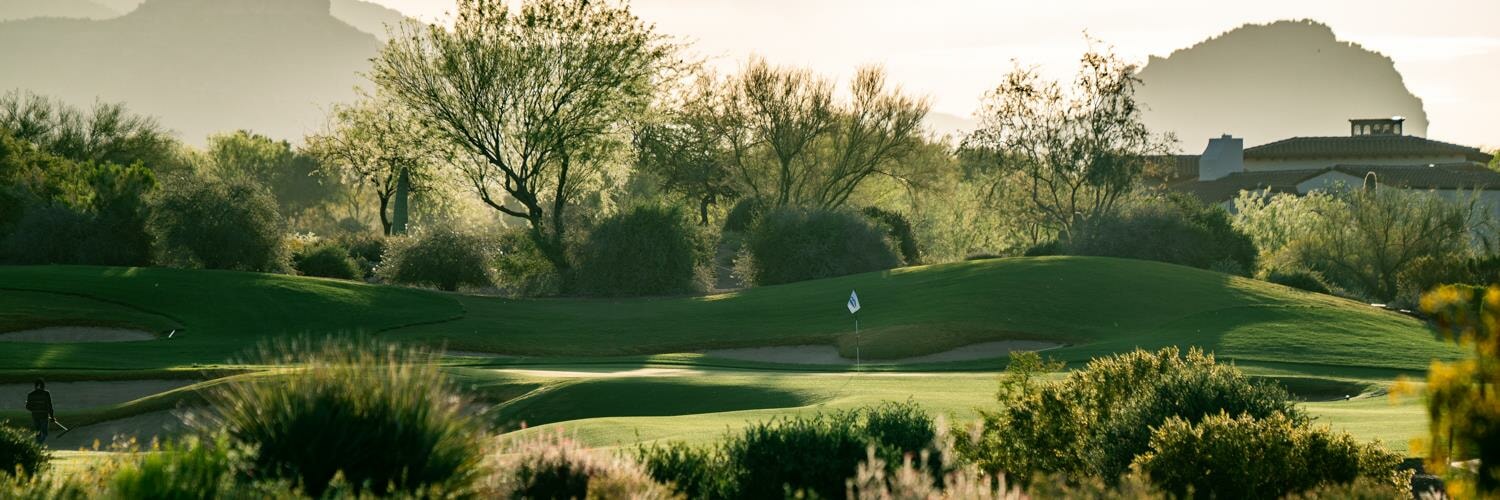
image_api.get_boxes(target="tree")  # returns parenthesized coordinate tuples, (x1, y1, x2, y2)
(0, 90, 178, 171)
(1300, 186, 1479, 302)
(691, 60, 931, 209)
(1419, 285, 1500, 496)
(632, 84, 738, 226)
(373, 0, 677, 289)
(962, 46, 1171, 239)
(205, 130, 340, 229)
(306, 93, 444, 235)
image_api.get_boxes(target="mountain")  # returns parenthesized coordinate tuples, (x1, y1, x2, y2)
(329, 0, 407, 41)
(0, 0, 119, 21)
(1135, 20, 1429, 150)
(0, 0, 383, 144)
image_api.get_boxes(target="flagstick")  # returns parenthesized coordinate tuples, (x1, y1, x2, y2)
(855, 312, 860, 366)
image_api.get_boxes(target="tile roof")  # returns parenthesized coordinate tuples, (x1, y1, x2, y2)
(1244, 135, 1493, 163)
(1169, 163, 1500, 202)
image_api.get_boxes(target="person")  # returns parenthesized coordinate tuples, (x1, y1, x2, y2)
(25, 379, 53, 445)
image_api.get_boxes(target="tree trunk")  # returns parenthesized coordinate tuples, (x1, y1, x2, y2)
(377, 192, 392, 236)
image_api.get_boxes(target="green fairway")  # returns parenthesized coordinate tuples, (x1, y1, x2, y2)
(0, 257, 1457, 373)
(0, 256, 1452, 459)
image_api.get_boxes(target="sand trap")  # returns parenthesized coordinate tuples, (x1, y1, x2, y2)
(705, 340, 1063, 365)
(1, 380, 198, 410)
(0, 327, 155, 343)
(49, 410, 189, 451)
(495, 367, 706, 378)
(445, 350, 520, 359)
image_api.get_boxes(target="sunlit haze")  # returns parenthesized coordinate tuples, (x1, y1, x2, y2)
(373, 0, 1499, 147)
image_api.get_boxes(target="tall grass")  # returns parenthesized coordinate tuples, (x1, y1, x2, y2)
(198, 338, 483, 497)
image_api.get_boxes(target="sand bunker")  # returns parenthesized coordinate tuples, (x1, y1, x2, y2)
(705, 340, 1063, 365)
(0, 380, 198, 411)
(496, 367, 706, 378)
(0, 327, 155, 343)
(50, 410, 189, 451)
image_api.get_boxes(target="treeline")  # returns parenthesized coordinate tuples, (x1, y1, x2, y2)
(4, 0, 1495, 309)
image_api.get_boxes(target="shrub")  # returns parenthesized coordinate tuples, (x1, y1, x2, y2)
(575, 206, 708, 296)
(957, 348, 1302, 483)
(642, 402, 940, 499)
(862, 207, 922, 265)
(201, 339, 484, 497)
(292, 243, 359, 280)
(1066, 193, 1257, 274)
(1265, 268, 1333, 295)
(721, 197, 765, 234)
(485, 432, 675, 499)
(495, 229, 562, 297)
(745, 207, 901, 285)
(379, 226, 493, 291)
(1021, 240, 1062, 257)
(0, 422, 47, 476)
(149, 175, 286, 272)
(1133, 412, 1409, 499)
(333, 233, 387, 279)
(109, 434, 241, 499)
(0, 204, 94, 265)
(637, 442, 734, 499)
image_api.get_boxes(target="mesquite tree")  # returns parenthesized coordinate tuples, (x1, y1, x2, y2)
(372, 0, 676, 289)
(963, 47, 1171, 239)
(306, 92, 443, 236)
(696, 60, 930, 209)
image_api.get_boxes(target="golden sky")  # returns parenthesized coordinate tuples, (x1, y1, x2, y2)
(368, 0, 1499, 147)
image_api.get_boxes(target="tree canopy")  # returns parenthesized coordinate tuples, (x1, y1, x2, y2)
(372, 0, 678, 287)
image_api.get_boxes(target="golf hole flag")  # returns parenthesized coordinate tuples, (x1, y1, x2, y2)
(847, 290, 861, 314)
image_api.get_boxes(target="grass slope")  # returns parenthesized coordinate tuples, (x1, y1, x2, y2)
(0, 257, 1454, 373)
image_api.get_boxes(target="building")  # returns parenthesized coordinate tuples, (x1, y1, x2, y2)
(1155, 117, 1499, 213)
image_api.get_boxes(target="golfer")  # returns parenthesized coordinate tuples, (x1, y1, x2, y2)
(25, 379, 54, 444)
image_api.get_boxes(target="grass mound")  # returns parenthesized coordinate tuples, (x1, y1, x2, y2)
(0, 256, 1453, 372)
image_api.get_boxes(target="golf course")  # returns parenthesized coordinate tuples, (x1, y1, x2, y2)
(0, 256, 1452, 458)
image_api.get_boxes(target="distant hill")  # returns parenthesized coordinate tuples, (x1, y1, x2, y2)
(1136, 20, 1429, 151)
(0, 0, 383, 143)
(0, 0, 119, 21)
(329, 0, 407, 41)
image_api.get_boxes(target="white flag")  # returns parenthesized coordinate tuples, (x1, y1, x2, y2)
(847, 290, 861, 314)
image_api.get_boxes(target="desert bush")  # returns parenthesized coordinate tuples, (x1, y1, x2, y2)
(149, 175, 286, 272)
(109, 434, 242, 499)
(0, 474, 90, 500)
(332, 233, 387, 278)
(1281, 477, 1410, 500)
(575, 205, 708, 296)
(1264, 268, 1334, 295)
(1067, 193, 1257, 274)
(637, 441, 734, 500)
(1133, 412, 1409, 499)
(292, 243, 360, 280)
(486, 432, 676, 499)
(0, 422, 47, 476)
(379, 226, 493, 291)
(957, 347, 1301, 483)
(721, 197, 766, 234)
(493, 228, 561, 297)
(745, 207, 901, 285)
(642, 402, 940, 499)
(862, 207, 922, 265)
(201, 339, 484, 497)
(0, 204, 94, 265)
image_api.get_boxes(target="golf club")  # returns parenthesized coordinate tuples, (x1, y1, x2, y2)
(53, 418, 71, 437)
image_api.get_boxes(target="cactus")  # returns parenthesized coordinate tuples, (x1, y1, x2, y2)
(392, 167, 411, 235)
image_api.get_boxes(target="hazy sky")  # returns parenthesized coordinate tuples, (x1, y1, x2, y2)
(369, 0, 1498, 147)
